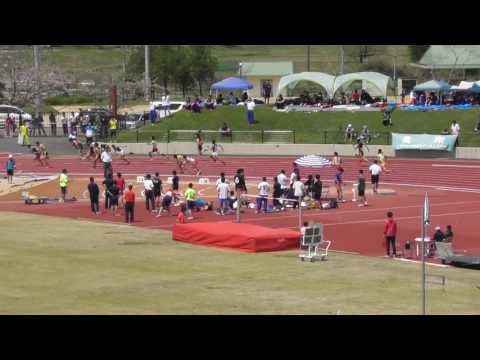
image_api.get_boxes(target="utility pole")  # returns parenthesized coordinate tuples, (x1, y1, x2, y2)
(145, 45, 151, 102)
(33, 45, 41, 116)
(339, 45, 345, 74)
(307, 45, 311, 72)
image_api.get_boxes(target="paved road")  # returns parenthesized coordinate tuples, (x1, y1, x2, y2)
(0, 136, 77, 155)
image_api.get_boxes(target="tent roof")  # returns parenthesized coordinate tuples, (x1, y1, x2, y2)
(277, 71, 392, 97)
(242, 62, 293, 76)
(333, 72, 392, 97)
(414, 80, 451, 92)
(277, 72, 335, 96)
(211, 77, 254, 91)
(451, 81, 480, 93)
(413, 45, 480, 69)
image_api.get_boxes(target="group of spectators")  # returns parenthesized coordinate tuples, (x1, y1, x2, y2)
(214, 165, 324, 215)
(410, 91, 480, 106)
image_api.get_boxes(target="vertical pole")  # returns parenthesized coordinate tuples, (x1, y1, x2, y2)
(145, 45, 151, 102)
(421, 205, 426, 315)
(339, 46, 345, 75)
(33, 45, 41, 116)
(307, 45, 311, 72)
(236, 190, 241, 223)
(298, 196, 303, 229)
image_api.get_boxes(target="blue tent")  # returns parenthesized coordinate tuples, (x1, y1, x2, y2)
(211, 77, 254, 91)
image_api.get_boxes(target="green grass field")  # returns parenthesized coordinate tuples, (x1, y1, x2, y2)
(1, 212, 479, 315)
(117, 106, 480, 146)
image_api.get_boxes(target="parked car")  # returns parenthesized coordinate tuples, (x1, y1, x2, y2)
(0, 105, 33, 128)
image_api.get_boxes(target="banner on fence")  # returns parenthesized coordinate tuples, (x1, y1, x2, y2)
(392, 133, 457, 151)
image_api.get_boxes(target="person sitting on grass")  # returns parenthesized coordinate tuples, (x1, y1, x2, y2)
(220, 122, 232, 137)
(205, 95, 215, 111)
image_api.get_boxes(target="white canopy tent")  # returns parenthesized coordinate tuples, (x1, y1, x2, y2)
(277, 72, 335, 97)
(333, 72, 393, 98)
(277, 71, 393, 99)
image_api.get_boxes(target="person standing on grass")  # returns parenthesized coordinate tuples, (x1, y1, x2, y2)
(357, 170, 368, 207)
(451, 120, 460, 147)
(101, 145, 113, 178)
(6, 154, 15, 184)
(217, 177, 230, 215)
(87, 177, 100, 215)
(184, 183, 197, 220)
(369, 160, 382, 194)
(109, 116, 118, 141)
(384, 211, 397, 257)
(256, 176, 270, 214)
(246, 98, 256, 124)
(124, 184, 135, 224)
(143, 174, 155, 213)
(115, 172, 126, 209)
(59, 169, 68, 203)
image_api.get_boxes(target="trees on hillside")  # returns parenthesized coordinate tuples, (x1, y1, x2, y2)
(127, 45, 218, 97)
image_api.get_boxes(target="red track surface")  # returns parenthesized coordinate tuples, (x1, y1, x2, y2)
(2, 153, 480, 259)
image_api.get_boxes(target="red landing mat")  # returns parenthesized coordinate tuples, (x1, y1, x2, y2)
(172, 222, 301, 253)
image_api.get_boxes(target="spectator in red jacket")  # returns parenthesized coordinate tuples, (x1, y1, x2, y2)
(384, 211, 397, 257)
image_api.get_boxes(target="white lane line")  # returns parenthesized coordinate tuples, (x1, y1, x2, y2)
(435, 187, 480, 193)
(432, 164, 480, 168)
(394, 258, 450, 268)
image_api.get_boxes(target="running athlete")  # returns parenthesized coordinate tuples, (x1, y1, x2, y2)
(335, 166, 345, 202)
(38, 142, 50, 167)
(92, 143, 102, 168)
(185, 155, 201, 176)
(354, 137, 369, 162)
(86, 142, 96, 161)
(332, 152, 342, 167)
(148, 136, 158, 159)
(173, 154, 186, 173)
(377, 149, 390, 173)
(32, 143, 42, 166)
(196, 131, 204, 156)
(209, 140, 225, 164)
(113, 145, 130, 165)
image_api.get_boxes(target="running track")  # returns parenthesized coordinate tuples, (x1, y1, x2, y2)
(2, 153, 480, 259)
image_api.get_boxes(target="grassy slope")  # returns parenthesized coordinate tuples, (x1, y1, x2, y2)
(118, 106, 480, 146)
(0, 212, 478, 315)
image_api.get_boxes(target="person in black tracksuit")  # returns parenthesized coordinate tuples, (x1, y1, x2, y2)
(234, 168, 247, 207)
(273, 176, 283, 211)
(88, 177, 100, 214)
(102, 173, 115, 210)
